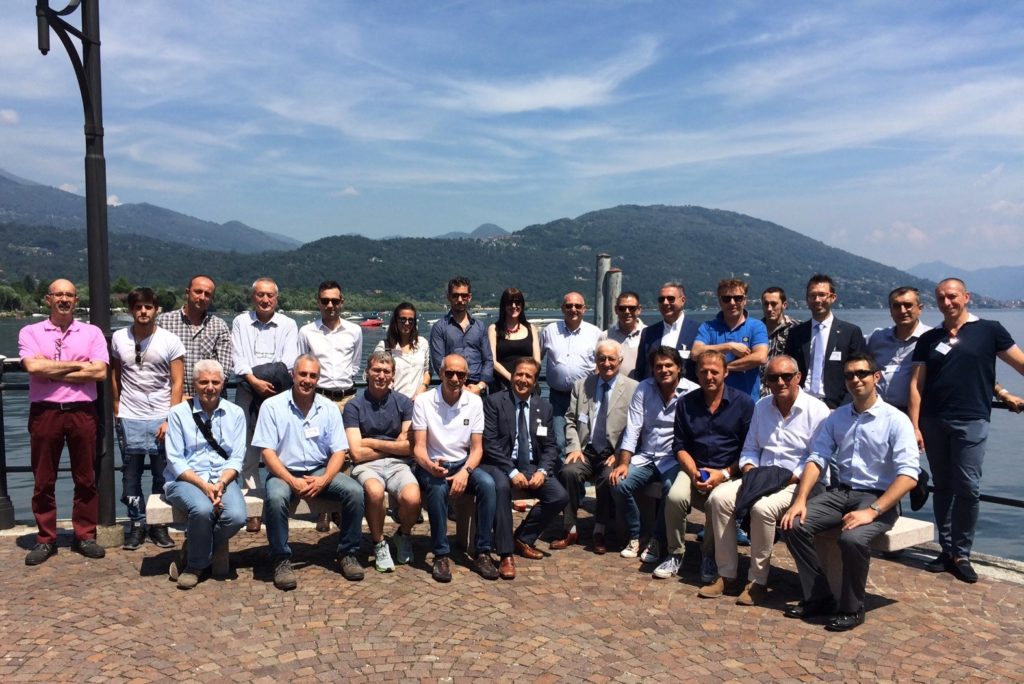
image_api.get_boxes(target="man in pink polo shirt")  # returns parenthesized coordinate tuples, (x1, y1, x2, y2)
(18, 278, 109, 565)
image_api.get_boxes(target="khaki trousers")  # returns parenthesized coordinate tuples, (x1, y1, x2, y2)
(708, 479, 797, 584)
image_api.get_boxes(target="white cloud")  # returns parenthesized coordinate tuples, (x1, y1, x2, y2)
(58, 183, 78, 194)
(107, 195, 122, 207)
(0, 109, 18, 125)
(335, 186, 360, 197)
(991, 199, 1024, 217)
(977, 164, 1005, 187)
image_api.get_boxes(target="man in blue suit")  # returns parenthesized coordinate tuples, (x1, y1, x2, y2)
(480, 357, 569, 580)
(636, 282, 701, 382)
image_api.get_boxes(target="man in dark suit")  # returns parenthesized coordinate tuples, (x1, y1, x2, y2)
(783, 274, 866, 409)
(481, 357, 569, 579)
(636, 282, 701, 381)
(551, 339, 638, 553)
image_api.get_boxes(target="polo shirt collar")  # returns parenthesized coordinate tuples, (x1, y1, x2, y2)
(191, 397, 225, 419)
(42, 317, 81, 333)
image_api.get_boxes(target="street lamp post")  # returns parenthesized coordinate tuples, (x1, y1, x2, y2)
(36, 0, 120, 546)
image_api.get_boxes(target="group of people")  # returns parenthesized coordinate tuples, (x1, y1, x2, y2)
(18, 272, 1024, 631)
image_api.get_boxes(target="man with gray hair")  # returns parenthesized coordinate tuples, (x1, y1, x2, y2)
(231, 277, 299, 533)
(636, 282, 701, 381)
(163, 359, 247, 589)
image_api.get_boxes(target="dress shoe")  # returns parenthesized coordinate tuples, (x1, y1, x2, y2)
(925, 551, 954, 573)
(474, 553, 499, 580)
(25, 542, 57, 566)
(71, 539, 106, 559)
(784, 597, 838, 620)
(512, 500, 529, 513)
(825, 608, 865, 632)
(315, 512, 331, 532)
(550, 530, 578, 550)
(952, 558, 978, 584)
(592, 532, 608, 555)
(432, 556, 452, 583)
(515, 537, 544, 560)
(499, 555, 516, 580)
(148, 525, 175, 548)
(246, 516, 262, 533)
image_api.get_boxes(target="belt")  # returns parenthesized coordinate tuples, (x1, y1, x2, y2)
(549, 389, 572, 397)
(316, 386, 356, 400)
(33, 401, 94, 412)
(836, 483, 884, 496)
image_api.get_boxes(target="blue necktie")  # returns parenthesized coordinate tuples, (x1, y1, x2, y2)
(517, 400, 531, 472)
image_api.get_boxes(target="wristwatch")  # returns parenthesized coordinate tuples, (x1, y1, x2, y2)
(721, 468, 732, 481)
(464, 466, 474, 475)
(869, 503, 882, 514)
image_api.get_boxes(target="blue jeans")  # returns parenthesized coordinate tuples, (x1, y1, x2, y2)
(164, 480, 246, 570)
(264, 467, 364, 558)
(415, 460, 496, 557)
(116, 417, 167, 523)
(611, 462, 680, 548)
(921, 416, 988, 558)
(549, 390, 571, 465)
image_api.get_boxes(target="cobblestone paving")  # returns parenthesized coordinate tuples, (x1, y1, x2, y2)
(1, 517, 1022, 683)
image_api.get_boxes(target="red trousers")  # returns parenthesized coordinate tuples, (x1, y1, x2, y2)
(28, 404, 99, 543)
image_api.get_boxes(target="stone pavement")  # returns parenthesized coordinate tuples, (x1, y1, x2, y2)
(1, 514, 1023, 683)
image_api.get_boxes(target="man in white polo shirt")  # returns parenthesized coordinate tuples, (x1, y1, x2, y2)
(412, 354, 497, 582)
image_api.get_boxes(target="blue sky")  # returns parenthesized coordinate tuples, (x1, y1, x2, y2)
(2, 1, 1023, 270)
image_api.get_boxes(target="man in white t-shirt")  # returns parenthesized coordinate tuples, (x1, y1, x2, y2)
(111, 287, 185, 551)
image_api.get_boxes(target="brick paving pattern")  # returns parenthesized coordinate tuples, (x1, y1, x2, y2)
(1, 514, 1022, 683)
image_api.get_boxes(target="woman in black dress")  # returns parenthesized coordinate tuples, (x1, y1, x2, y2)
(487, 287, 541, 392)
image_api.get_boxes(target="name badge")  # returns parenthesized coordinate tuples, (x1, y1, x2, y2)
(536, 425, 548, 437)
(304, 426, 320, 439)
(885, 364, 899, 375)
(935, 342, 952, 355)
(829, 351, 842, 361)
(680, 350, 691, 359)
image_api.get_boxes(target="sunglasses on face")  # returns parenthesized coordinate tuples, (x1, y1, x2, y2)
(449, 292, 471, 300)
(765, 372, 797, 384)
(658, 296, 676, 303)
(563, 303, 584, 310)
(319, 297, 341, 306)
(720, 295, 746, 303)
(506, 300, 524, 308)
(397, 316, 416, 324)
(844, 369, 874, 380)
(616, 305, 639, 313)
(443, 370, 468, 380)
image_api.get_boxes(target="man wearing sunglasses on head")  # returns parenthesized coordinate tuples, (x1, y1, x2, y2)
(692, 278, 769, 399)
(111, 287, 186, 551)
(781, 353, 919, 632)
(598, 291, 646, 379)
(635, 282, 701, 382)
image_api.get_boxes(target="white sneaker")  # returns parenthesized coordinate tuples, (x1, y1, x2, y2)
(640, 539, 661, 564)
(374, 540, 395, 573)
(393, 531, 413, 565)
(653, 554, 682, 579)
(620, 539, 641, 558)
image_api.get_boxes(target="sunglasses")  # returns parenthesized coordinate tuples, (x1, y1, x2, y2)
(134, 341, 144, 367)
(616, 305, 639, 313)
(319, 297, 342, 306)
(397, 316, 416, 324)
(506, 301, 524, 307)
(443, 370, 468, 380)
(720, 295, 746, 303)
(843, 369, 875, 380)
(563, 303, 584, 310)
(765, 372, 797, 384)
(658, 296, 677, 303)
(449, 292, 471, 300)
(54, 338, 63, 361)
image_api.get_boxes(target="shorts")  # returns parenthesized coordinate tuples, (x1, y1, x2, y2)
(351, 458, 418, 500)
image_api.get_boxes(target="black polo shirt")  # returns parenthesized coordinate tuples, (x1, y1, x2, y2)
(342, 389, 413, 440)
(672, 385, 754, 469)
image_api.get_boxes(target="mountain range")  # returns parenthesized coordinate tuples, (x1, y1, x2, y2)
(908, 261, 1024, 302)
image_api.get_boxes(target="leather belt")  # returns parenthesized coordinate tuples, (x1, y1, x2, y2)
(315, 386, 356, 400)
(33, 401, 94, 412)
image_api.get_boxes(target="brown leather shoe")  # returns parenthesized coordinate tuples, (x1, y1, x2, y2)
(549, 530, 578, 550)
(515, 537, 544, 560)
(512, 500, 529, 513)
(499, 555, 516, 579)
(315, 513, 331, 533)
(592, 532, 608, 555)
(246, 517, 262, 533)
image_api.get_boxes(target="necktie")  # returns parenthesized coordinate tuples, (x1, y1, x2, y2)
(811, 322, 826, 395)
(517, 400, 531, 472)
(590, 381, 611, 454)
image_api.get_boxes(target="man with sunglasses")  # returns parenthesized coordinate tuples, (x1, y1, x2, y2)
(541, 292, 602, 457)
(111, 287, 186, 551)
(157, 274, 232, 400)
(412, 354, 498, 582)
(782, 353, 919, 632)
(866, 287, 931, 412)
(599, 291, 645, 379)
(429, 276, 492, 396)
(19, 279, 109, 565)
(692, 279, 769, 398)
(636, 282, 701, 381)
(697, 355, 829, 605)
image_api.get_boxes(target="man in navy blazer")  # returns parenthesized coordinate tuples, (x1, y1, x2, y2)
(635, 282, 701, 381)
(481, 357, 569, 579)
(784, 274, 866, 409)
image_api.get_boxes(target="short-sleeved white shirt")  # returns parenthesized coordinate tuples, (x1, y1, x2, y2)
(111, 327, 186, 420)
(411, 387, 483, 463)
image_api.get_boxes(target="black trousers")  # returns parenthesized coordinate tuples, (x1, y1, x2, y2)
(558, 447, 614, 529)
(479, 464, 569, 556)
(785, 487, 896, 613)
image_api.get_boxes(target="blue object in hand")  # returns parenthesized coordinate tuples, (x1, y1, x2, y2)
(697, 469, 709, 483)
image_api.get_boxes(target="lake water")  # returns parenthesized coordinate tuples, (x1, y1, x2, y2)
(3, 307, 1023, 561)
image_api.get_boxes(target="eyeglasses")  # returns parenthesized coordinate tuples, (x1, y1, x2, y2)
(720, 295, 746, 303)
(134, 341, 144, 367)
(443, 370, 468, 380)
(397, 316, 416, 324)
(806, 292, 833, 300)
(890, 301, 917, 310)
(765, 372, 797, 384)
(843, 369, 875, 380)
(658, 296, 677, 303)
(563, 303, 584, 310)
(254, 292, 277, 300)
(48, 291, 76, 300)
(616, 305, 639, 313)
(319, 297, 342, 306)
(596, 355, 619, 363)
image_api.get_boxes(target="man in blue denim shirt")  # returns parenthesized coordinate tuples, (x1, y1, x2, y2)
(252, 355, 365, 590)
(428, 276, 493, 395)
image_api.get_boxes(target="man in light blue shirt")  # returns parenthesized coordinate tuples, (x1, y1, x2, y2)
(163, 360, 247, 590)
(252, 354, 365, 589)
(866, 286, 931, 410)
(781, 353, 919, 632)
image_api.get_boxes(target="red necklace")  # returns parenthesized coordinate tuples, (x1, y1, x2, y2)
(506, 322, 521, 334)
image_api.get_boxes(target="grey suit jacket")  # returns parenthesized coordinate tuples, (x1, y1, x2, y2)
(564, 373, 639, 455)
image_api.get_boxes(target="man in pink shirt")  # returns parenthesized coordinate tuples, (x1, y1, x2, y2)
(18, 279, 109, 565)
